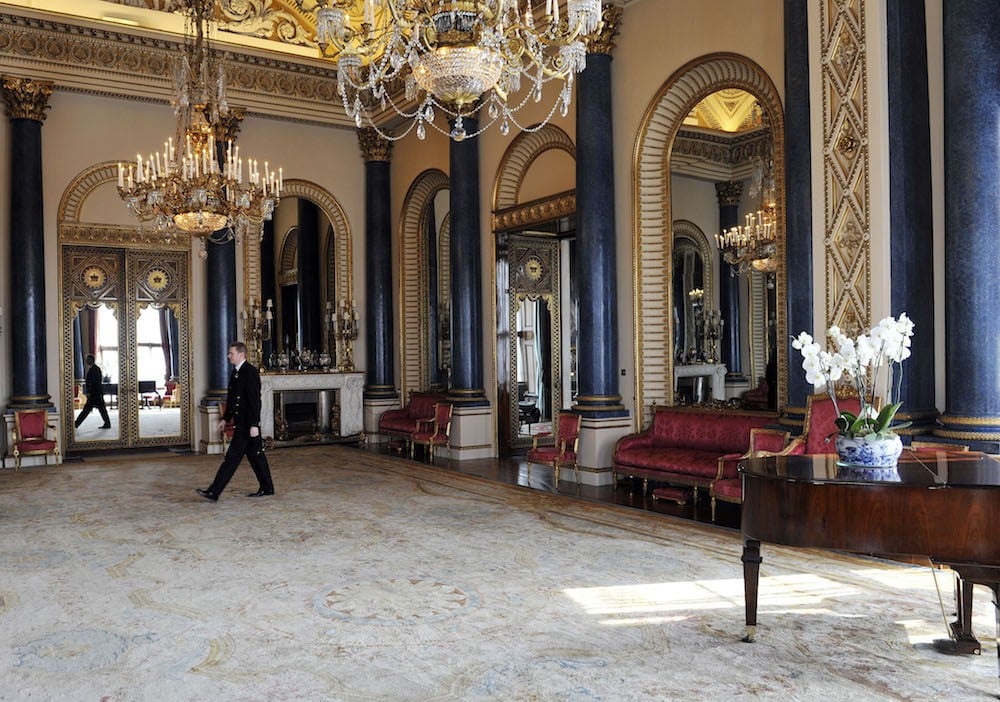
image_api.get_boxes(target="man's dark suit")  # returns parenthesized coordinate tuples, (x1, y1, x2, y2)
(206, 361, 274, 496)
(75, 363, 111, 428)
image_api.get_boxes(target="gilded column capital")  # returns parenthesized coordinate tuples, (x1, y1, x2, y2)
(358, 127, 392, 162)
(587, 4, 623, 56)
(213, 107, 245, 143)
(715, 180, 743, 207)
(1, 75, 53, 122)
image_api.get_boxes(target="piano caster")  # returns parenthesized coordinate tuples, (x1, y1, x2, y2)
(742, 625, 756, 643)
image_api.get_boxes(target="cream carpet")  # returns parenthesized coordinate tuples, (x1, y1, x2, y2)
(0, 446, 996, 701)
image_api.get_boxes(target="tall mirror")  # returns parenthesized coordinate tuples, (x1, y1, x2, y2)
(267, 196, 336, 366)
(425, 187, 451, 390)
(135, 304, 182, 439)
(501, 231, 570, 449)
(670, 88, 778, 409)
(63, 247, 191, 449)
(71, 302, 121, 442)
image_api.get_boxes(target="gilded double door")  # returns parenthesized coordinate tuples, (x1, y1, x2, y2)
(62, 246, 191, 450)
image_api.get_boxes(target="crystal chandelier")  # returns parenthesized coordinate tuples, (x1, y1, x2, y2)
(304, 0, 604, 141)
(117, 0, 282, 251)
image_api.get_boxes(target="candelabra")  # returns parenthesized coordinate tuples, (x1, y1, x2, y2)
(243, 297, 273, 367)
(703, 308, 724, 364)
(329, 299, 359, 372)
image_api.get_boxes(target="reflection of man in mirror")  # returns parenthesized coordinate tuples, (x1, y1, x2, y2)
(75, 354, 111, 429)
(197, 341, 274, 502)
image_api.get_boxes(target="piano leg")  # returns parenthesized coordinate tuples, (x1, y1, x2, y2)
(742, 538, 762, 642)
(951, 573, 983, 655)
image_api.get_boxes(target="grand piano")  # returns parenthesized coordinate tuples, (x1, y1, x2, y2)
(740, 450, 1000, 680)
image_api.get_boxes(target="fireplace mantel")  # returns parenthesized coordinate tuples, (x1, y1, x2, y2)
(260, 371, 365, 441)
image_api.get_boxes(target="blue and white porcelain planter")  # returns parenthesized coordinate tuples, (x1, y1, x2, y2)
(834, 433, 903, 468)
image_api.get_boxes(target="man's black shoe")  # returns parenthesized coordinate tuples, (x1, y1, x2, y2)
(100, 424, 111, 429)
(247, 490, 274, 497)
(196, 488, 218, 502)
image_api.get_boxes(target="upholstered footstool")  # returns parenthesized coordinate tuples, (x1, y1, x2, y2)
(651, 486, 693, 505)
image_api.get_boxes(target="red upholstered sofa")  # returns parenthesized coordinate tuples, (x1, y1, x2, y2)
(378, 391, 448, 447)
(612, 406, 774, 499)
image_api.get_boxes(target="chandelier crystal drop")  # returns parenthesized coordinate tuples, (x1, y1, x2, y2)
(305, 0, 604, 141)
(117, 0, 283, 248)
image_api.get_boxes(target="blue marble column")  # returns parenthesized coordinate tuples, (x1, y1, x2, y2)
(358, 128, 397, 399)
(715, 181, 743, 379)
(1, 76, 52, 409)
(573, 50, 625, 417)
(782, 0, 815, 415)
(297, 198, 322, 351)
(887, 0, 937, 434)
(938, 0, 1000, 444)
(448, 117, 487, 406)
(204, 238, 236, 403)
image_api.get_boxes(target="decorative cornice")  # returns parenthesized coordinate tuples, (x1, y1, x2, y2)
(357, 127, 392, 162)
(588, 5, 623, 55)
(493, 191, 576, 232)
(214, 107, 245, 143)
(715, 181, 743, 207)
(60, 222, 191, 251)
(0, 9, 353, 129)
(0, 75, 52, 122)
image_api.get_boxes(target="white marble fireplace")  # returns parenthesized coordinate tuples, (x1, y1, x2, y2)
(259, 371, 365, 442)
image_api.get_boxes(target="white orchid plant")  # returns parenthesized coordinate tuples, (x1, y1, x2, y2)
(791, 313, 914, 439)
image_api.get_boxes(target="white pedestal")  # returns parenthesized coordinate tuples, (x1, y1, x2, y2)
(447, 404, 494, 460)
(364, 396, 402, 440)
(260, 371, 365, 441)
(198, 403, 225, 455)
(575, 414, 634, 486)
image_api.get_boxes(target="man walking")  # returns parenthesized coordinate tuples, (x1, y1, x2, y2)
(197, 342, 274, 501)
(74, 354, 111, 429)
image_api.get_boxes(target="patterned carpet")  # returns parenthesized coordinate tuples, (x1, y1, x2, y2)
(0, 446, 996, 701)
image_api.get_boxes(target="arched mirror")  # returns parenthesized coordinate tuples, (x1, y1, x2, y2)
(424, 187, 451, 390)
(670, 88, 778, 409)
(265, 195, 337, 367)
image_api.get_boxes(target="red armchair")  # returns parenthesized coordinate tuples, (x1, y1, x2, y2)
(784, 391, 864, 455)
(526, 412, 582, 486)
(411, 402, 453, 460)
(710, 427, 791, 520)
(11, 409, 60, 470)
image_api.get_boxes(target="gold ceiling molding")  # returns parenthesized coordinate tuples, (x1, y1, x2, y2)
(821, 0, 870, 337)
(0, 8, 353, 128)
(631, 52, 786, 427)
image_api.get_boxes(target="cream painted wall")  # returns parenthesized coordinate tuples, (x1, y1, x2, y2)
(1, 88, 365, 450)
(518, 149, 576, 203)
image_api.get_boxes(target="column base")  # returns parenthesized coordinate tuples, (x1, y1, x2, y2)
(364, 396, 402, 439)
(933, 412, 1000, 452)
(572, 393, 628, 417)
(574, 414, 634, 486)
(445, 404, 494, 460)
(448, 388, 490, 408)
(364, 384, 399, 401)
